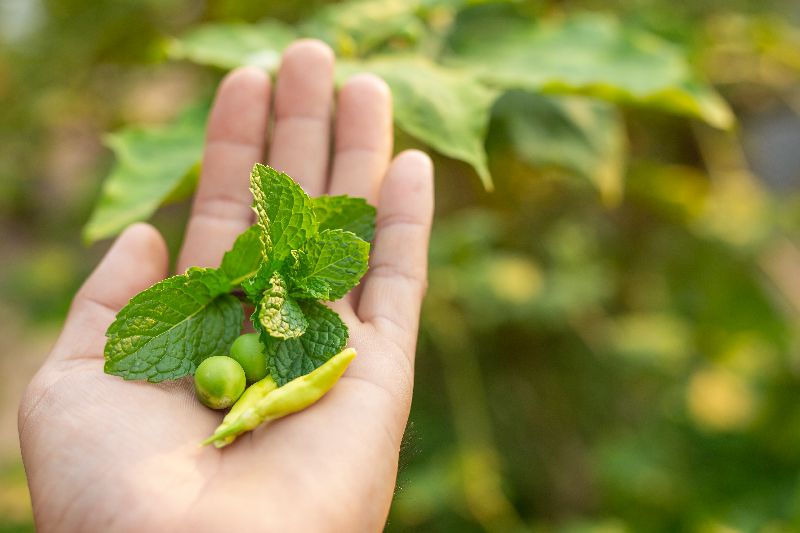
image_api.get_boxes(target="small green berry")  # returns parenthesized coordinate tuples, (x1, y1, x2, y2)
(194, 356, 246, 410)
(229, 333, 268, 383)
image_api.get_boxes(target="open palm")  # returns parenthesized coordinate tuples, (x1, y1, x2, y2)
(18, 40, 433, 532)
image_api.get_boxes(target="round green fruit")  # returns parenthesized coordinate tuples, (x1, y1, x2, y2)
(194, 356, 246, 410)
(229, 333, 268, 383)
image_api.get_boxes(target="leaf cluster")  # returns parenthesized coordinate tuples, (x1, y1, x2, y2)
(83, 0, 734, 242)
(104, 164, 374, 385)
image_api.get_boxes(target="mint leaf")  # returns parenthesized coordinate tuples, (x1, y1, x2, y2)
(265, 300, 348, 385)
(313, 195, 377, 241)
(290, 229, 370, 301)
(291, 274, 332, 300)
(250, 163, 317, 265)
(242, 263, 272, 304)
(104, 268, 243, 382)
(256, 272, 308, 339)
(220, 225, 262, 285)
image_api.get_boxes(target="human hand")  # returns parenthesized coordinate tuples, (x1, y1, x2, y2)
(18, 40, 433, 532)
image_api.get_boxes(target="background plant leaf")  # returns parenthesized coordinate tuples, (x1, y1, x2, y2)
(82, 104, 208, 243)
(300, 0, 424, 56)
(443, 8, 734, 128)
(168, 20, 296, 71)
(491, 91, 628, 204)
(338, 57, 499, 188)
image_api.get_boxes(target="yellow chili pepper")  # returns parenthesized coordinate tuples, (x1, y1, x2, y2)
(208, 374, 278, 447)
(203, 348, 357, 448)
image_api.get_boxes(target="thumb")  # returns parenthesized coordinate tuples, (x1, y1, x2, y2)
(49, 223, 169, 363)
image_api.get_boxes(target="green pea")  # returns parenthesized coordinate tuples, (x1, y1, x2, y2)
(203, 348, 357, 447)
(194, 356, 246, 410)
(229, 333, 268, 383)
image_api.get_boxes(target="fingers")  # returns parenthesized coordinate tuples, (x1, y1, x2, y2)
(357, 150, 434, 359)
(328, 74, 393, 203)
(268, 40, 335, 196)
(177, 67, 270, 273)
(51, 223, 169, 362)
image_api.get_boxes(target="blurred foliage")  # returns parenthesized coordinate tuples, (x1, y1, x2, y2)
(82, 103, 206, 243)
(2, 0, 800, 532)
(81, 0, 736, 241)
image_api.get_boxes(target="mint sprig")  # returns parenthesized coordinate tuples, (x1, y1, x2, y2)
(104, 268, 243, 382)
(104, 163, 375, 385)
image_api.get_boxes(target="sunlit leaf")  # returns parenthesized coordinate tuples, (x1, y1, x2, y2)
(492, 91, 627, 204)
(168, 20, 296, 71)
(82, 104, 208, 243)
(300, 0, 424, 56)
(338, 57, 499, 189)
(444, 8, 734, 128)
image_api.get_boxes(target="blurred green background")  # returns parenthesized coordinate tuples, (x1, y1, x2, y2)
(3, 0, 800, 531)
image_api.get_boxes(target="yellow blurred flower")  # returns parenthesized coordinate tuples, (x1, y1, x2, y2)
(687, 367, 756, 431)
(484, 256, 542, 304)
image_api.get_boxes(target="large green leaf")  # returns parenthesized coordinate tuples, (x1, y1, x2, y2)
(82, 104, 208, 243)
(220, 225, 262, 285)
(491, 91, 627, 204)
(168, 20, 296, 71)
(300, 0, 424, 56)
(290, 229, 371, 301)
(313, 195, 377, 241)
(443, 9, 733, 129)
(265, 300, 349, 385)
(250, 164, 317, 266)
(104, 268, 243, 382)
(338, 57, 499, 188)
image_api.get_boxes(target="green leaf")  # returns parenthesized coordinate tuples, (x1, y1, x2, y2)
(83, 104, 208, 243)
(265, 300, 349, 385)
(492, 91, 627, 204)
(313, 195, 377, 241)
(337, 57, 499, 189)
(290, 275, 332, 301)
(220, 225, 262, 285)
(242, 263, 272, 304)
(290, 229, 370, 301)
(443, 9, 733, 129)
(168, 20, 296, 71)
(300, 0, 424, 56)
(256, 272, 308, 339)
(104, 268, 243, 382)
(250, 163, 317, 266)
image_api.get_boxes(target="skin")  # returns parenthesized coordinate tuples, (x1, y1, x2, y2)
(229, 333, 268, 383)
(194, 356, 246, 410)
(18, 40, 434, 532)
